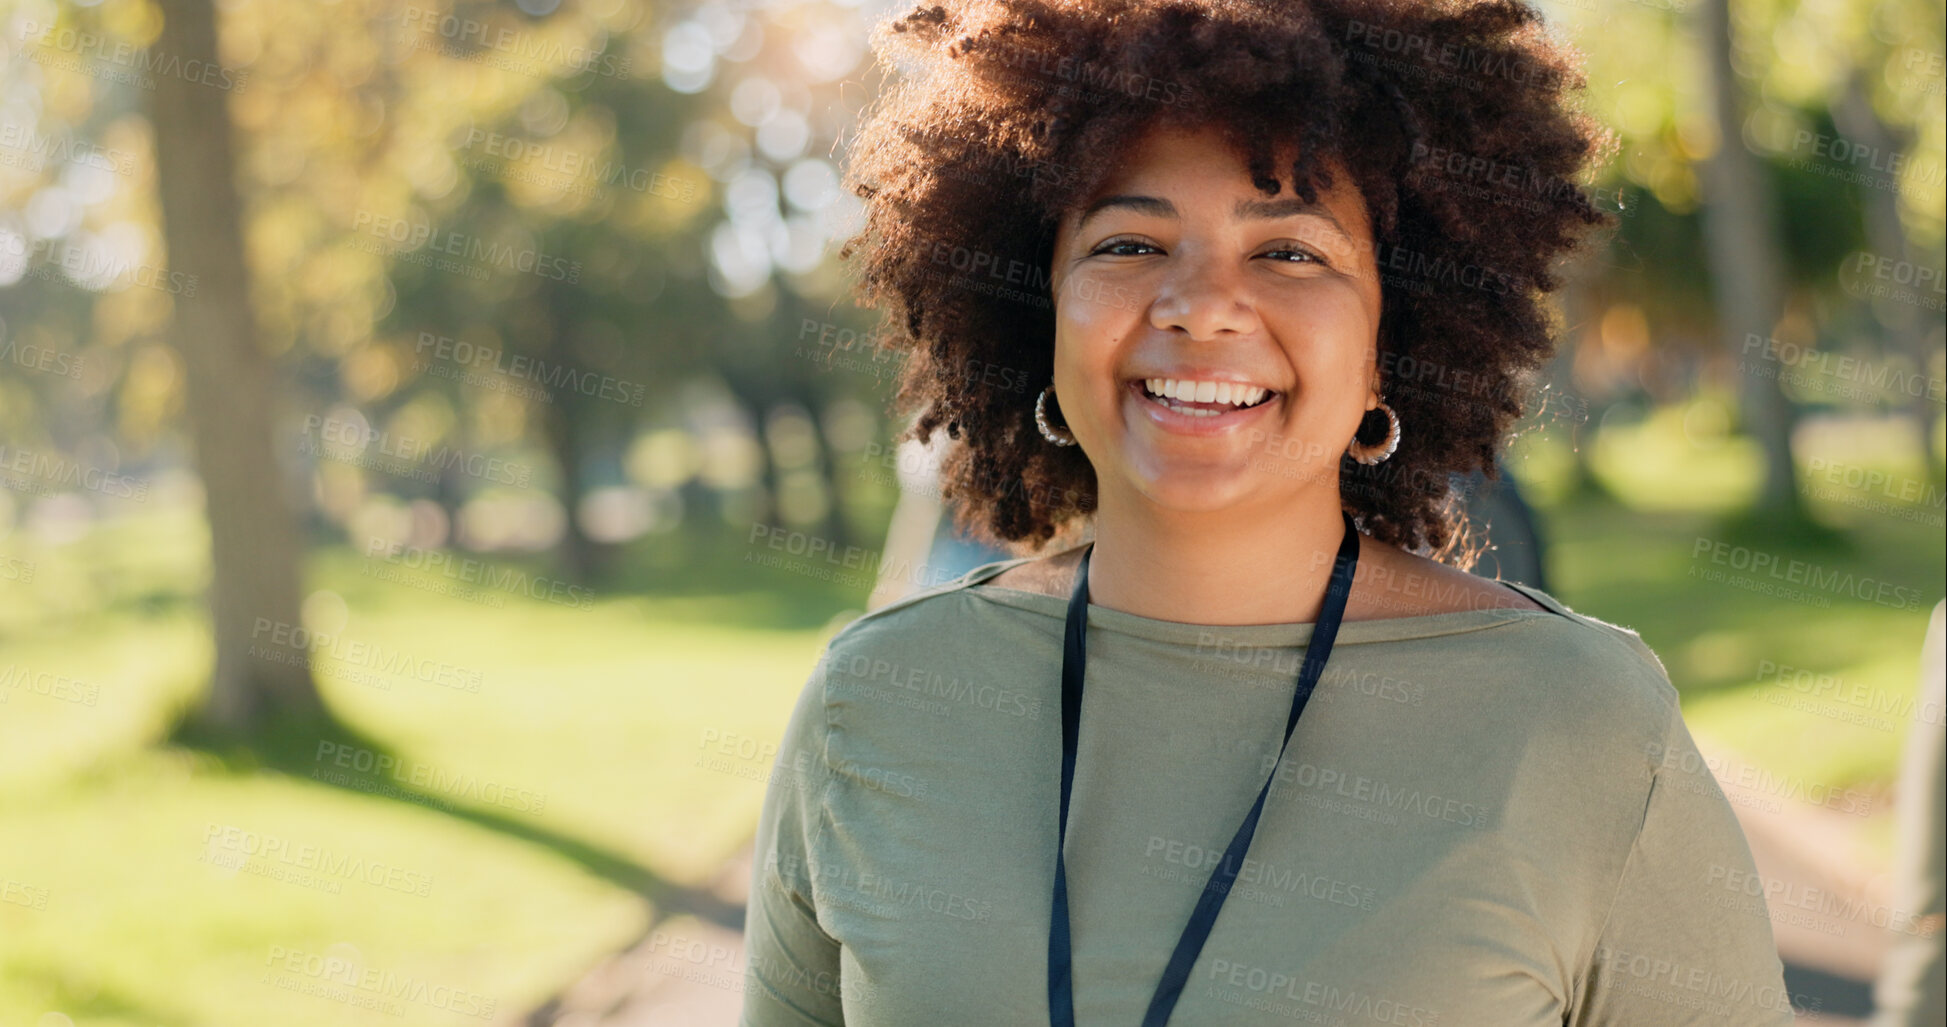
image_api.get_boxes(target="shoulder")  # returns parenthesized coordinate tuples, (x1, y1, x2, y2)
(1424, 581, 1688, 833)
(1502, 582, 1675, 698)
(1471, 578, 1682, 762)
(1364, 543, 1674, 700)
(790, 556, 1058, 752)
(978, 545, 1084, 600)
(1350, 542, 1682, 763)
(1350, 542, 1549, 618)
(814, 551, 1058, 675)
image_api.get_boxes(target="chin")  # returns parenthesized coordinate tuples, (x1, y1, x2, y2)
(1126, 464, 1266, 511)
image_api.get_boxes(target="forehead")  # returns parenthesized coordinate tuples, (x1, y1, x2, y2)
(1071, 118, 1370, 234)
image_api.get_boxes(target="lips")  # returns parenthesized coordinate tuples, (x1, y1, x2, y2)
(1123, 378, 1283, 434)
(1139, 378, 1276, 412)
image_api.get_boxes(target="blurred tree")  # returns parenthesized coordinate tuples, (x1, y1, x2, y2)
(1552, 0, 1941, 520)
(1700, 0, 1802, 522)
(150, 0, 320, 728)
(1831, 69, 1945, 470)
(373, 8, 719, 584)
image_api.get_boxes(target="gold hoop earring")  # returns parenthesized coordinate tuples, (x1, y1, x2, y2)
(1035, 384, 1077, 446)
(1348, 401, 1401, 465)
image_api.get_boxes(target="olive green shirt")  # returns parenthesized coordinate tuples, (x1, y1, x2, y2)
(740, 553, 1796, 1025)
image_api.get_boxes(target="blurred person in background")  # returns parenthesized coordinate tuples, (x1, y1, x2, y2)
(1871, 601, 1946, 1027)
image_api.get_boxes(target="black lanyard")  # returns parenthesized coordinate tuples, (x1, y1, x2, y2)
(1048, 512, 1362, 1027)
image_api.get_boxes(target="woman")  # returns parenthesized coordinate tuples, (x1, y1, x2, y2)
(743, 0, 1796, 1023)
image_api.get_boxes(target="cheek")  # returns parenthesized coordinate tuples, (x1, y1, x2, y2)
(1057, 267, 1147, 331)
(1049, 321, 1111, 432)
(1266, 305, 1378, 405)
(1053, 279, 1143, 387)
(1052, 313, 1112, 374)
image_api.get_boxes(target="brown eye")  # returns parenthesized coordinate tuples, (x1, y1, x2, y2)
(1261, 246, 1325, 266)
(1090, 237, 1160, 257)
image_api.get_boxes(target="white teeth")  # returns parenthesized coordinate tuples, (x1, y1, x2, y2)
(1141, 378, 1271, 410)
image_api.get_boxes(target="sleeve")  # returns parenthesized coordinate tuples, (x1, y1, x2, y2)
(740, 651, 848, 1027)
(1569, 697, 1799, 1026)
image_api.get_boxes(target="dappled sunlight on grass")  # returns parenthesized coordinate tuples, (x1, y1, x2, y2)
(1588, 397, 1764, 512)
(0, 747, 642, 1027)
(303, 584, 838, 883)
(0, 505, 856, 1026)
(0, 505, 210, 634)
(0, 611, 207, 790)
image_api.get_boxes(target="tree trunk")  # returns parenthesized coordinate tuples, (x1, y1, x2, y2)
(1699, 0, 1802, 520)
(540, 391, 603, 584)
(150, 0, 320, 729)
(537, 279, 614, 586)
(1831, 71, 1942, 476)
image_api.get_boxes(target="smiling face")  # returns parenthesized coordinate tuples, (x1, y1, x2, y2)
(1047, 119, 1385, 517)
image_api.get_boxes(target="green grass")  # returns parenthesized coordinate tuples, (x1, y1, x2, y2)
(0, 749, 639, 1026)
(1, 401, 1939, 1024)
(0, 510, 860, 1027)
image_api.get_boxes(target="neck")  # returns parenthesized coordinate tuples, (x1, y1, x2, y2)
(1084, 481, 1351, 626)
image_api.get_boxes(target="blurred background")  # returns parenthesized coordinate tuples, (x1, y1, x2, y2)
(0, 0, 1941, 1023)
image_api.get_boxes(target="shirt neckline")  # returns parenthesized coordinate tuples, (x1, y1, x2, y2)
(959, 552, 1570, 648)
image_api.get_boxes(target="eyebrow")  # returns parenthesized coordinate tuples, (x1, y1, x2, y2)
(1075, 193, 1350, 239)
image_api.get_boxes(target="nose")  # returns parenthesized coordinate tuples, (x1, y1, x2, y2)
(1147, 252, 1261, 341)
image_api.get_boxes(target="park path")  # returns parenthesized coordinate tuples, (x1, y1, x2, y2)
(520, 846, 755, 1026)
(524, 730, 1898, 1026)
